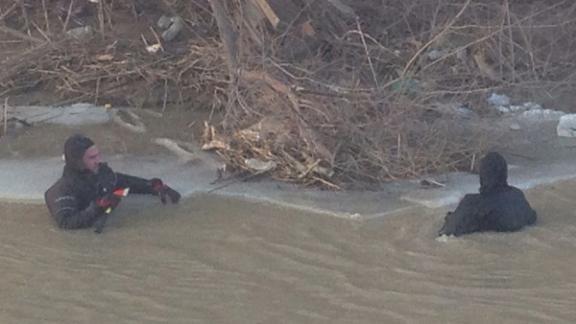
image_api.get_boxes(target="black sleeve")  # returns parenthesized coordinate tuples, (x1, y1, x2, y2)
(115, 173, 156, 195)
(45, 186, 104, 230)
(438, 194, 486, 237)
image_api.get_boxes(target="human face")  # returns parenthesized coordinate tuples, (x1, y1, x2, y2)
(82, 145, 102, 173)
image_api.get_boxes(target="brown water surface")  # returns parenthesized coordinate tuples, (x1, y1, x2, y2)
(1, 182, 576, 323)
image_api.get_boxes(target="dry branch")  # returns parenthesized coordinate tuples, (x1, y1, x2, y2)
(250, 0, 280, 28)
(208, 0, 239, 78)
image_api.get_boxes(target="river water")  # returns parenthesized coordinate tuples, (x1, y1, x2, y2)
(1, 182, 576, 323)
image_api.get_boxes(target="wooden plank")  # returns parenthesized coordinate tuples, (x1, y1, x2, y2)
(251, 0, 280, 29)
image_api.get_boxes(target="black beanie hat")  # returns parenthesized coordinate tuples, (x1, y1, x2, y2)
(64, 134, 95, 170)
(479, 151, 508, 195)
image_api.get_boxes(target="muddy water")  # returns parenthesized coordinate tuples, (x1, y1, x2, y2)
(1, 183, 576, 323)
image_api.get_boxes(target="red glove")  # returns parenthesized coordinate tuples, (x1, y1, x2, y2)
(150, 178, 181, 204)
(95, 188, 129, 213)
(96, 194, 121, 213)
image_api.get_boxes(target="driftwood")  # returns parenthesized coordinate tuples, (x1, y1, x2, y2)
(111, 109, 146, 133)
(153, 138, 198, 163)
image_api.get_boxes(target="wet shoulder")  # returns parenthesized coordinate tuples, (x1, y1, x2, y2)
(503, 186, 530, 200)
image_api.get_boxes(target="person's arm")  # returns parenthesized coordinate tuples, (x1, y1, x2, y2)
(98, 163, 180, 203)
(116, 172, 181, 204)
(97, 163, 154, 194)
(438, 194, 485, 237)
(115, 172, 155, 194)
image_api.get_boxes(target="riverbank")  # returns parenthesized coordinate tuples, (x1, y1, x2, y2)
(2, 106, 576, 220)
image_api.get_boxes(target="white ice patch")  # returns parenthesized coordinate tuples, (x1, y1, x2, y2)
(487, 93, 565, 123)
(8, 103, 111, 126)
(557, 114, 576, 137)
(488, 93, 510, 107)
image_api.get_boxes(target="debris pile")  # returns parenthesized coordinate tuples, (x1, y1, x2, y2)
(2, 0, 576, 188)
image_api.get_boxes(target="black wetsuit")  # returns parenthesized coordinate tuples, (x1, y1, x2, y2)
(45, 163, 157, 229)
(438, 152, 537, 237)
(44, 134, 158, 230)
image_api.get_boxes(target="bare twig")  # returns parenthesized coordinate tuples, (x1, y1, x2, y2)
(162, 78, 168, 112)
(2, 97, 8, 137)
(355, 17, 379, 87)
(41, 0, 50, 33)
(401, 0, 472, 77)
(0, 2, 19, 22)
(98, 0, 105, 35)
(19, 0, 32, 37)
(62, 0, 74, 31)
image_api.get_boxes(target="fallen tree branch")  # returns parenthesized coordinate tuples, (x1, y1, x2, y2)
(208, 0, 239, 78)
(0, 25, 45, 44)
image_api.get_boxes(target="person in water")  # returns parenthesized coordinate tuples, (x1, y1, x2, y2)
(45, 134, 181, 231)
(438, 152, 537, 237)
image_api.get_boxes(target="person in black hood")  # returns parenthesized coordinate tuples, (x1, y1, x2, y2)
(45, 134, 181, 231)
(438, 152, 537, 237)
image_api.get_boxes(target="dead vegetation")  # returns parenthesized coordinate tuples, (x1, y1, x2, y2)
(2, 0, 576, 188)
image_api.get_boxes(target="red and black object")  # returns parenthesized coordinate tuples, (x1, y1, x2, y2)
(150, 178, 181, 204)
(94, 187, 130, 233)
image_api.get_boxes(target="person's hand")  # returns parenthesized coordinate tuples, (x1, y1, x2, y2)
(95, 193, 122, 213)
(150, 178, 181, 204)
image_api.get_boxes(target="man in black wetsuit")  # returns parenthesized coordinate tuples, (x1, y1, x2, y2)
(438, 152, 537, 237)
(45, 134, 181, 231)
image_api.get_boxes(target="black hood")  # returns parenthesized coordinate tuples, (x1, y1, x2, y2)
(63, 134, 94, 172)
(479, 152, 509, 195)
